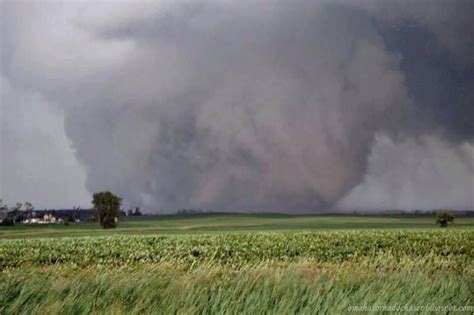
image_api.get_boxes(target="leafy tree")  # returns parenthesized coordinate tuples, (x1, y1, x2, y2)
(436, 211, 454, 227)
(92, 191, 122, 229)
(15, 202, 22, 212)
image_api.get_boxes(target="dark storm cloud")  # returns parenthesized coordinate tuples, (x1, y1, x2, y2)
(373, 11, 474, 142)
(1, 0, 473, 211)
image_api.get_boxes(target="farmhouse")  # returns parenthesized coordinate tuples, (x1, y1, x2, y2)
(23, 214, 63, 224)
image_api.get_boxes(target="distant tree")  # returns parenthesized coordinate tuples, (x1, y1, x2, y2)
(0, 199, 7, 211)
(24, 202, 34, 212)
(0, 217, 14, 226)
(436, 211, 454, 227)
(73, 206, 81, 221)
(92, 191, 122, 229)
(10, 202, 24, 222)
(133, 207, 142, 216)
(126, 207, 143, 216)
(24, 202, 34, 219)
(0, 199, 10, 224)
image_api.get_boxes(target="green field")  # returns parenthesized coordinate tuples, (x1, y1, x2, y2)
(1, 214, 473, 239)
(1, 215, 473, 314)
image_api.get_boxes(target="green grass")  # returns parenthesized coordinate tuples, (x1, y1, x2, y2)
(1, 215, 473, 314)
(1, 214, 473, 239)
(1, 260, 472, 314)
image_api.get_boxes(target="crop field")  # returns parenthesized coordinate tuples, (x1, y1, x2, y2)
(2, 214, 474, 239)
(1, 215, 473, 314)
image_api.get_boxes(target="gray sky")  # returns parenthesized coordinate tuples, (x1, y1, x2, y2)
(1, 0, 473, 212)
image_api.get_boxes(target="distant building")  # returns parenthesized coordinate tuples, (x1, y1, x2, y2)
(23, 214, 61, 224)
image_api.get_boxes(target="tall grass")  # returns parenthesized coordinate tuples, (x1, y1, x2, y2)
(1, 259, 471, 314)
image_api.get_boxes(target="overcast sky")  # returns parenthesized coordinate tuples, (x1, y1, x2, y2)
(1, 0, 473, 212)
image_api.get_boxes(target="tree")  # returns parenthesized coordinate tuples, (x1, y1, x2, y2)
(436, 211, 454, 227)
(24, 202, 34, 219)
(12, 202, 24, 222)
(72, 206, 81, 221)
(0, 217, 14, 226)
(0, 199, 13, 226)
(133, 207, 142, 216)
(125, 206, 143, 216)
(0, 199, 7, 211)
(24, 202, 34, 212)
(92, 191, 122, 229)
